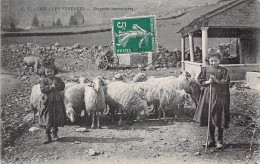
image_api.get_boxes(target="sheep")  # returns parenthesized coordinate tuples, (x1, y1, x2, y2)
(156, 85, 192, 121)
(64, 83, 89, 123)
(131, 71, 193, 119)
(103, 81, 149, 125)
(112, 73, 131, 82)
(30, 84, 41, 123)
(60, 76, 91, 99)
(22, 56, 41, 75)
(186, 78, 201, 108)
(84, 77, 106, 129)
(132, 73, 148, 82)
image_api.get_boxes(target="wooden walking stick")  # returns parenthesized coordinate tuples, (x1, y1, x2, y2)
(205, 83, 212, 154)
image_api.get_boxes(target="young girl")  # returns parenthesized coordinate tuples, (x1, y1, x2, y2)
(193, 52, 230, 148)
(39, 58, 66, 144)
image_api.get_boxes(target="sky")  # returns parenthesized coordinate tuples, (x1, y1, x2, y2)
(1, 0, 218, 29)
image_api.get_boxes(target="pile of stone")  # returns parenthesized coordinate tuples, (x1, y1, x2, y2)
(184, 46, 202, 63)
(183, 41, 237, 64)
(1, 42, 109, 61)
(2, 42, 188, 69)
(153, 45, 182, 68)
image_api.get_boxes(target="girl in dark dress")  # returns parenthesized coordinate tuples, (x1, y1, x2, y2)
(193, 52, 230, 148)
(39, 58, 66, 144)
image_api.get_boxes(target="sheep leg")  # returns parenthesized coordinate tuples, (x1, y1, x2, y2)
(91, 112, 95, 129)
(32, 111, 36, 124)
(97, 112, 100, 129)
(153, 103, 159, 118)
(31, 66, 34, 75)
(119, 110, 122, 126)
(128, 111, 134, 125)
(34, 63, 39, 74)
(162, 108, 166, 121)
(23, 66, 29, 75)
(110, 108, 115, 123)
(158, 107, 161, 120)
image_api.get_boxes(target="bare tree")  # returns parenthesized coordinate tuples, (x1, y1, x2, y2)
(56, 18, 62, 26)
(32, 14, 39, 27)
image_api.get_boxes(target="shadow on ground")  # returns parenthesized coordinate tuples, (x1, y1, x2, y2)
(58, 136, 144, 143)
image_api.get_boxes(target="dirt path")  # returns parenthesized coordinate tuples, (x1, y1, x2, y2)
(2, 114, 259, 164)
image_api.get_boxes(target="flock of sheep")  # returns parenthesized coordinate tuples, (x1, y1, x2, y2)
(29, 70, 201, 129)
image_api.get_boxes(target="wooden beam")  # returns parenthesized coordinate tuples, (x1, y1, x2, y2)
(181, 36, 186, 70)
(201, 27, 209, 66)
(189, 32, 195, 62)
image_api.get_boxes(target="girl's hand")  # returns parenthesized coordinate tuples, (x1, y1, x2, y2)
(51, 79, 57, 88)
(209, 75, 217, 83)
(205, 79, 213, 84)
(210, 75, 220, 83)
(208, 79, 214, 84)
(51, 84, 56, 89)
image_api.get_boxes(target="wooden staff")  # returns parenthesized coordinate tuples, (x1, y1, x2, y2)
(205, 83, 212, 154)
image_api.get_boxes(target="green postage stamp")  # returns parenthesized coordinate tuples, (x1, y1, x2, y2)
(112, 16, 157, 54)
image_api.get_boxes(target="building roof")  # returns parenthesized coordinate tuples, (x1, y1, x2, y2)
(176, 1, 233, 31)
(177, 0, 258, 36)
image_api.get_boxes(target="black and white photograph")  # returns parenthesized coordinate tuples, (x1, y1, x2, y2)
(1, 0, 260, 163)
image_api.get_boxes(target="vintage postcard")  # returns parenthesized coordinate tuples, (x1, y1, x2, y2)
(1, 0, 260, 163)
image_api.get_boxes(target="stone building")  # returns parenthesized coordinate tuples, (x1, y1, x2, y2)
(178, 0, 260, 81)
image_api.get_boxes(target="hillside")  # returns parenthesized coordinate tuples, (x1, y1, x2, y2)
(2, 0, 219, 30)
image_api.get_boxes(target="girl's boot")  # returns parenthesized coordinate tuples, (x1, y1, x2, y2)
(52, 128, 59, 141)
(44, 130, 52, 144)
(216, 127, 224, 148)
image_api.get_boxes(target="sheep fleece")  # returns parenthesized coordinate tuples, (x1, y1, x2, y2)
(106, 82, 147, 113)
(84, 86, 106, 113)
(64, 84, 86, 115)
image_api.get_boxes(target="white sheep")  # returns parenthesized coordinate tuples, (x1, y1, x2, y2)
(60, 77, 90, 99)
(104, 81, 149, 125)
(112, 73, 131, 82)
(64, 83, 88, 123)
(30, 84, 41, 123)
(22, 56, 41, 75)
(132, 73, 148, 82)
(131, 71, 193, 119)
(156, 85, 192, 121)
(84, 77, 106, 129)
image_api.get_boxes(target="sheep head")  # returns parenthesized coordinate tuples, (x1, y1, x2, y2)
(183, 93, 193, 106)
(66, 107, 76, 123)
(92, 77, 105, 93)
(178, 71, 191, 79)
(112, 73, 129, 82)
(78, 76, 90, 84)
(136, 100, 149, 121)
(133, 73, 148, 82)
(136, 109, 149, 121)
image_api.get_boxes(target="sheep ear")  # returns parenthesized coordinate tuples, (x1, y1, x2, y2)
(140, 110, 144, 115)
(186, 72, 191, 77)
(184, 94, 188, 99)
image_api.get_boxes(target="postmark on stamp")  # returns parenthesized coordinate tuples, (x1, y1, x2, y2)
(112, 16, 157, 55)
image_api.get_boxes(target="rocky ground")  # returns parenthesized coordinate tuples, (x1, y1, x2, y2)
(1, 43, 260, 164)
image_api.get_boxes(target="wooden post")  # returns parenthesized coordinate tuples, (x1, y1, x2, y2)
(148, 52, 153, 65)
(189, 32, 195, 62)
(181, 36, 185, 71)
(238, 38, 243, 64)
(201, 27, 209, 66)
